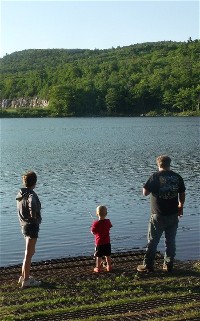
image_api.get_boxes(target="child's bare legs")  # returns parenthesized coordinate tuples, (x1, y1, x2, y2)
(22, 237, 37, 280)
(94, 256, 112, 272)
(105, 256, 112, 271)
(95, 256, 102, 269)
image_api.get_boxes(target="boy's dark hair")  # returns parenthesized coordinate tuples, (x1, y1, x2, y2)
(23, 171, 37, 188)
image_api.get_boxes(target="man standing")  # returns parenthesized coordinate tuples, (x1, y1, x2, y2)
(137, 155, 186, 273)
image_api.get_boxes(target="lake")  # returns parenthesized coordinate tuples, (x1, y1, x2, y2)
(0, 117, 199, 267)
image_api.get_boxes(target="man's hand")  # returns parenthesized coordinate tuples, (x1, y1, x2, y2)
(178, 203, 183, 217)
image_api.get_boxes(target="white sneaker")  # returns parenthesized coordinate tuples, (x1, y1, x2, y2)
(18, 275, 34, 284)
(21, 277, 41, 288)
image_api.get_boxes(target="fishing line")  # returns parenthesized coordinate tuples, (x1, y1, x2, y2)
(86, 208, 95, 221)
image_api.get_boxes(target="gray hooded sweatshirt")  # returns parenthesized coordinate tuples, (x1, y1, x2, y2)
(16, 188, 42, 226)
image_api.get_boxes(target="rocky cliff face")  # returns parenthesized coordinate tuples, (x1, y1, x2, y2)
(1, 97, 49, 109)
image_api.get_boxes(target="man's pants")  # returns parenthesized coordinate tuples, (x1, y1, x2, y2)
(143, 214, 179, 268)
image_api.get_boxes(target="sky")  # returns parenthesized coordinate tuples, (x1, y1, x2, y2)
(0, 0, 199, 57)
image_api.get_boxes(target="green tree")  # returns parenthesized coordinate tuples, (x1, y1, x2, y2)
(105, 87, 121, 115)
(49, 85, 75, 116)
(173, 87, 194, 112)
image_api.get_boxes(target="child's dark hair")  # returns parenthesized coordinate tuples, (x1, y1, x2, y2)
(23, 171, 37, 188)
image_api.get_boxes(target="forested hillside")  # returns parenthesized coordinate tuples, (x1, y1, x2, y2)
(0, 40, 199, 116)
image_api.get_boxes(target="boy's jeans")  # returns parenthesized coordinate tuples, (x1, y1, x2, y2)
(143, 214, 179, 269)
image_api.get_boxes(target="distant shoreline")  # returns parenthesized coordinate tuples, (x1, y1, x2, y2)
(0, 110, 200, 118)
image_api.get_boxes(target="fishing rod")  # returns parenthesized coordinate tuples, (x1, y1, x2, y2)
(89, 211, 95, 221)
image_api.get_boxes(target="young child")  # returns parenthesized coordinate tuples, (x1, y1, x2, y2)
(91, 205, 112, 272)
(16, 171, 42, 288)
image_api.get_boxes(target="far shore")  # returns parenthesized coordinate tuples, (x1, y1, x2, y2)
(0, 108, 200, 118)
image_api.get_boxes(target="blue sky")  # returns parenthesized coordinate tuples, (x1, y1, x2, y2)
(1, 1, 199, 57)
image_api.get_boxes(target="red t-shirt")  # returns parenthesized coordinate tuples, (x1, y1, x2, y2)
(91, 219, 112, 246)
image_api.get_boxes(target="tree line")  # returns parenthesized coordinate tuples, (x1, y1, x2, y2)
(0, 40, 199, 116)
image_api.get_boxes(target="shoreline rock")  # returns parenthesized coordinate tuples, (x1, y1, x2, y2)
(1, 97, 49, 109)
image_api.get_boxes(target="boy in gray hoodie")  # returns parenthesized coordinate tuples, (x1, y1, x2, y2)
(16, 171, 42, 288)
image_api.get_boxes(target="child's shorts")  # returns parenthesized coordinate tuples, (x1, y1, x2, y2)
(94, 243, 111, 257)
(21, 223, 40, 239)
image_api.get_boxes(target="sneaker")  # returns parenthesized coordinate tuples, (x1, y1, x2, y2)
(21, 277, 41, 288)
(137, 264, 154, 273)
(106, 266, 112, 272)
(163, 264, 173, 272)
(18, 275, 34, 284)
(101, 261, 107, 268)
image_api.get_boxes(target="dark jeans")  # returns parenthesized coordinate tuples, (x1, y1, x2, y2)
(143, 214, 179, 268)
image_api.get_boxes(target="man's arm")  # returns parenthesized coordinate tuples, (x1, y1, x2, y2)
(143, 187, 150, 196)
(179, 192, 185, 205)
(178, 192, 185, 217)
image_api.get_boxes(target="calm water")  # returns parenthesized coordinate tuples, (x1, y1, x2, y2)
(0, 117, 199, 267)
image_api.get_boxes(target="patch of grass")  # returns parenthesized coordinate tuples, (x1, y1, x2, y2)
(1, 254, 200, 321)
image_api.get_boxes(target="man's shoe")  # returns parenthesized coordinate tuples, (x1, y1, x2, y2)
(163, 264, 173, 272)
(21, 278, 41, 288)
(137, 264, 154, 273)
